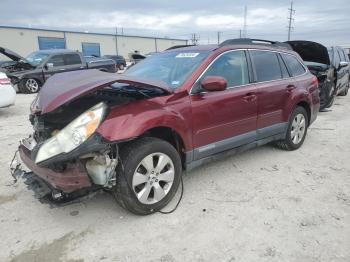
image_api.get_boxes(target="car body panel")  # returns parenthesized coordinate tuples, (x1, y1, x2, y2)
(35, 69, 173, 114)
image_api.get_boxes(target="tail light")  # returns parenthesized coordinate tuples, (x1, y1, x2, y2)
(0, 78, 11, 85)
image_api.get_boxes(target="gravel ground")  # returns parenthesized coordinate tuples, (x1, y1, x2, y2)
(0, 94, 349, 262)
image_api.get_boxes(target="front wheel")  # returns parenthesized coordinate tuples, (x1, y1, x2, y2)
(275, 106, 308, 151)
(113, 137, 182, 215)
(119, 64, 125, 70)
(18, 78, 40, 94)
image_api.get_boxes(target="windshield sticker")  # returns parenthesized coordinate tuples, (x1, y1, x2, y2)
(176, 53, 199, 58)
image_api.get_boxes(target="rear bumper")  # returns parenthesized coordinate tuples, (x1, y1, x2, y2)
(19, 145, 92, 193)
(0, 85, 16, 108)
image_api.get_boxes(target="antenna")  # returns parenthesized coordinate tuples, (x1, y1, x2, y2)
(243, 6, 248, 38)
(287, 1, 295, 41)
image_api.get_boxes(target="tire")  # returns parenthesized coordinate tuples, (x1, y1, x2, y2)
(119, 64, 125, 70)
(275, 106, 308, 151)
(18, 78, 40, 94)
(113, 137, 182, 215)
(319, 82, 336, 110)
(338, 82, 349, 96)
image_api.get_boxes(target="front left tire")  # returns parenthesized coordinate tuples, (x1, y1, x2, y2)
(18, 78, 40, 94)
(113, 137, 182, 215)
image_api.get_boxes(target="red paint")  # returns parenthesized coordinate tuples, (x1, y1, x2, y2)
(97, 45, 319, 151)
(19, 145, 92, 193)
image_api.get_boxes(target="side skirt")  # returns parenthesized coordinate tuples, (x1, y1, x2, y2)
(185, 132, 285, 171)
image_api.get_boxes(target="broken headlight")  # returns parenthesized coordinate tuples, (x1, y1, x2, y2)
(35, 102, 106, 164)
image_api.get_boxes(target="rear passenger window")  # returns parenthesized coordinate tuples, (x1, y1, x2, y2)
(277, 54, 290, 78)
(47, 55, 64, 67)
(250, 51, 282, 82)
(281, 54, 306, 77)
(64, 54, 82, 65)
(200, 50, 249, 87)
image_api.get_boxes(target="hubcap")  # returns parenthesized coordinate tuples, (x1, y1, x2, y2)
(132, 153, 175, 205)
(25, 79, 39, 92)
(291, 113, 306, 144)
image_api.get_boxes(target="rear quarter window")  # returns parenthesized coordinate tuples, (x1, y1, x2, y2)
(64, 54, 82, 65)
(250, 50, 282, 82)
(281, 54, 306, 77)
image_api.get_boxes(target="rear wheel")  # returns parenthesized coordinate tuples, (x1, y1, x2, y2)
(119, 64, 125, 70)
(275, 106, 308, 151)
(113, 137, 182, 215)
(320, 82, 336, 110)
(338, 81, 349, 96)
(18, 78, 40, 94)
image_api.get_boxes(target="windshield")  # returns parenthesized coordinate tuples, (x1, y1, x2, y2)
(125, 51, 210, 90)
(26, 52, 50, 66)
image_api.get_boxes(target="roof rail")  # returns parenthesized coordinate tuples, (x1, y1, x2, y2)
(220, 38, 292, 50)
(165, 44, 196, 50)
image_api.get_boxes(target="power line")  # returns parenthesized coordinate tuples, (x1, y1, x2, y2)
(190, 33, 200, 45)
(287, 1, 295, 41)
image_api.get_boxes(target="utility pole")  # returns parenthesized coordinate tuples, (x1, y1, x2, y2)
(191, 33, 199, 45)
(287, 1, 295, 41)
(243, 6, 248, 38)
(115, 27, 119, 55)
(239, 29, 242, 38)
(217, 31, 222, 44)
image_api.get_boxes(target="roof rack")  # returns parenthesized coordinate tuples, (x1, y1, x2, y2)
(220, 38, 292, 50)
(165, 44, 196, 51)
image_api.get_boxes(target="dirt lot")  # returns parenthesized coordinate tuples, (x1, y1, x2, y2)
(0, 94, 349, 262)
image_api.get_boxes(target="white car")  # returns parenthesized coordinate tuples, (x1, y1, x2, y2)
(0, 72, 16, 108)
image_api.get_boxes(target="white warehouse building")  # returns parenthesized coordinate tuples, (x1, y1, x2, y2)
(0, 26, 188, 59)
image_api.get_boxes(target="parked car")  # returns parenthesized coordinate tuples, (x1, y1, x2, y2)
(0, 47, 117, 94)
(128, 51, 146, 66)
(286, 41, 349, 110)
(13, 39, 319, 215)
(328, 46, 350, 96)
(0, 72, 16, 108)
(103, 55, 126, 70)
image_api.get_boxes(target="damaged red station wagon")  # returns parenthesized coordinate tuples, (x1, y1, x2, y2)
(14, 39, 320, 215)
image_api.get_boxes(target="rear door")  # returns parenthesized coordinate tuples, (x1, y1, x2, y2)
(190, 50, 257, 160)
(336, 48, 349, 91)
(250, 50, 295, 138)
(63, 53, 85, 72)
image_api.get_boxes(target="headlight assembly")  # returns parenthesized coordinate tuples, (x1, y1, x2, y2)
(35, 102, 107, 164)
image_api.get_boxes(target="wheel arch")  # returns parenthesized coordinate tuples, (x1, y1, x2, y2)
(295, 100, 311, 126)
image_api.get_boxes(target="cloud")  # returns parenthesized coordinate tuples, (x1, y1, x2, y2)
(0, 0, 349, 45)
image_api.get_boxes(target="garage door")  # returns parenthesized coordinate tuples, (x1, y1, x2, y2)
(38, 37, 66, 50)
(82, 43, 101, 57)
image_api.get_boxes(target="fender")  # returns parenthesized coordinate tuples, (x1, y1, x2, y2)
(96, 97, 193, 150)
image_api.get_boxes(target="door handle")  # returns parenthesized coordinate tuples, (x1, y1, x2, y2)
(286, 85, 296, 92)
(243, 93, 257, 102)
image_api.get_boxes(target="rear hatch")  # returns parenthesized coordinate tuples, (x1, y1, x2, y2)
(285, 40, 330, 65)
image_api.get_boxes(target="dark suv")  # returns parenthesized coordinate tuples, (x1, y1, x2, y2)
(14, 39, 320, 215)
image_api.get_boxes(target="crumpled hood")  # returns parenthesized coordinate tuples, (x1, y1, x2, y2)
(285, 40, 330, 65)
(0, 47, 27, 62)
(35, 69, 173, 114)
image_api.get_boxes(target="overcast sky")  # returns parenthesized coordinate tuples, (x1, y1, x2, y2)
(1, 0, 349, 46)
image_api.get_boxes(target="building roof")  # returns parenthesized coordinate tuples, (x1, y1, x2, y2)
(0, 25, 187, 42)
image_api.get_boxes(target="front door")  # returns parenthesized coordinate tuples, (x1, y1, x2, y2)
(190, 50, 257, 160)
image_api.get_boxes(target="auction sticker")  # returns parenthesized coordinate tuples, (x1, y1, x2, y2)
(176, 53, 199, 58)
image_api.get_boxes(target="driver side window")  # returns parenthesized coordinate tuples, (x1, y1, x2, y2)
(199, 50, 249, 90)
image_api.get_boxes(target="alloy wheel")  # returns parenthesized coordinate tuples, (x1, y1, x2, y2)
(25, 79, 39, 93)
(132, 153, 175, 205)
(291, 113, 306, 144)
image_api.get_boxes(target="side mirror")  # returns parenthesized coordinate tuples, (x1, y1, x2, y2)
(339, 61, 349, 68)
(201, 76, 227, 92)
(45, 63, 54, 70)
